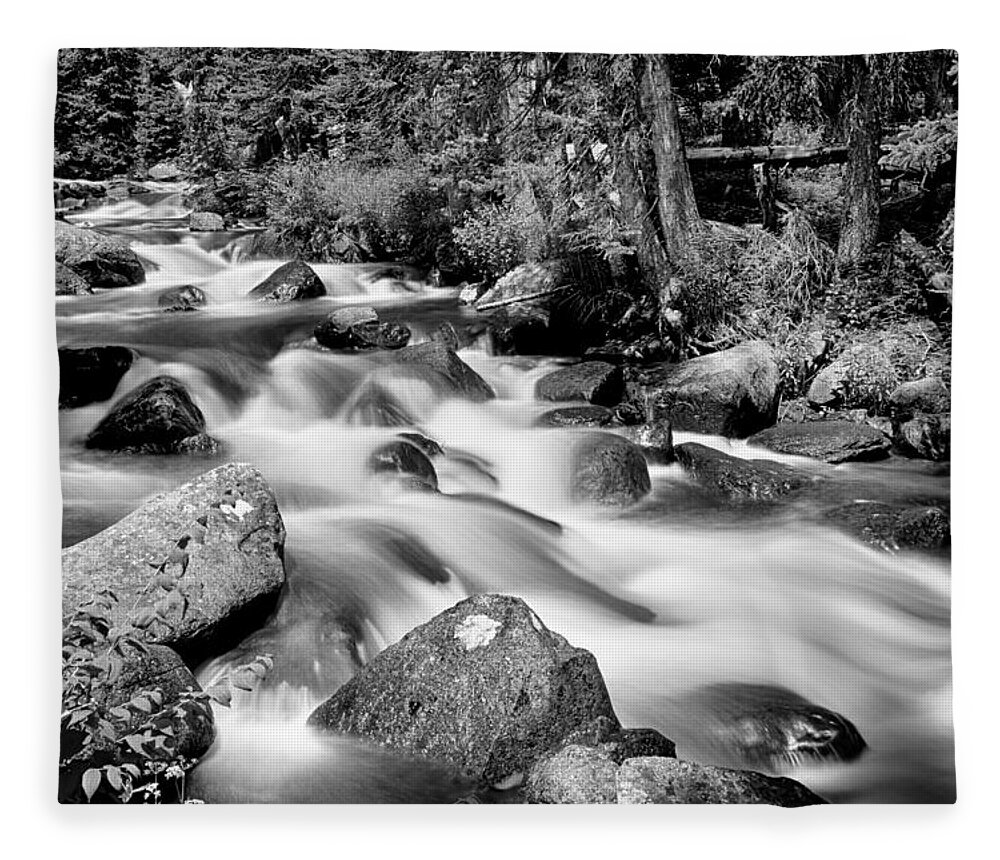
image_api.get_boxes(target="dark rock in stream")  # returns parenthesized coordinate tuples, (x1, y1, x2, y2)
(158, 285, 207, 312)
(390, 342, 495, 401)
(683, 683, 867, 771)
(615, 757, 825, 806)
(628, 341, 780, 437)
(55, 220, 146, 289)
(748, 420, 891, 464)
(535, 361, 624, 407)
(61, 462, 286, 664)
(308, 594, 620, 787)
(369, 439, 439, 491)
(674, 443, 813, 504)
(314, 306, 411, 351)
(248, 260, 326, 302)
(84, 375, 218, 455)
(58, 346, 134, 409)
(568, 433, 651, 506)
(824, 500, 950, 552)
(537, 405, 613, 428)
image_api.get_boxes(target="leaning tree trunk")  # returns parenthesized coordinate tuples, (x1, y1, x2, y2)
(837, 55, 881, 271)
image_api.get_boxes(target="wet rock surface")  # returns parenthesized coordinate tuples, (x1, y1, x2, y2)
(568, 432, 652, 506)
(158, 285, 207, 312)
(674, 442, 813, 504)
(308, 594, 620, 786)
(824, 500, 950, 552)
(535, 361, 624, 406)
(248, 261, 326, 302)
(748, 420, 891, 464)
(84, 375, 217, 455)
(536, 405, 614, 428)
(58, 346, 134, 409)
(55, 220, 146, 289)
(389, 342, 495, 401)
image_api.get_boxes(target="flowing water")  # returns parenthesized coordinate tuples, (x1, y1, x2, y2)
(58, 189, 953, 804)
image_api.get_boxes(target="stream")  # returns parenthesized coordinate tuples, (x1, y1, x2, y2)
(57, 188, 953, 803)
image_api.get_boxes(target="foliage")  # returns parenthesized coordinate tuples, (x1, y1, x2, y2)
(880, 112, 958, 178)
(60, 510, 273, 804)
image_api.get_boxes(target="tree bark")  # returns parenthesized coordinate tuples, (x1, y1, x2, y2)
(640, 55, 701, 263)
(837, 55, 882, 270)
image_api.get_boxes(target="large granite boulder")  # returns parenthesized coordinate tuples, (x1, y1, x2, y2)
(158, 285, 207, 312)
(58, 346, 134, 409)
(308, 594, 620, 787)
(55, 220, 146, 289)
(248, 261, 326, 302)
(56, 261, 93, 296)
(84, 376, 218, 455)
(748, 420, 891, 464)
(568, 432, 651, 506)
(615, 757, 825, 806)
(526, 744, 620, 803)
(390, 342, 495, 401)
(807, 344, 896, 409)
(535, 361, 624, 407)
(633, 341, 780, 437)
(888, 377, 951, 419)
(674, 443, 813, 504)
(62, 463, 287, 663)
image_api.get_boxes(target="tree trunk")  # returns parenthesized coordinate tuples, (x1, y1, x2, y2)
(837, 55, 881, 271)
(640, 54, 701, 263)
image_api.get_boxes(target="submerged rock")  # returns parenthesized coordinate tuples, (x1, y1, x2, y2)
(615, 757, 825, 806)
(685, 683, 867, 770)
(157, 285, 207, 312)
(824, 501, 950, 552)
(748, 420, 891, 464)
(62, 462, 287, 663)
(674, 443, 812, 504)
(307, 594, 620, 786)
(55, 220, 146, 289)
(58, 346, 134, 409)
(633, 341, 780, 437)
(568, 432, 651, 506)
(390, 342, 495, 401)
(618, 412, 675, 464)
(535, 361, 624, 407)
(248, 261, 326, 302)
(84, 375, 217, 455)
(369, 438, 439, 490)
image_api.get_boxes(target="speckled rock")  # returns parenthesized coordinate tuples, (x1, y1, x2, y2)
(536, 361, 624, 406)
(84, 376, 217, 455)
(674, 443, 813, 504)
(568, 432, 651, 506)
(307, 594, 620, 786)
(889, 377, 951, 418)
(189, 211, 225, 231)
(895, 413, 950, 461)
(526, 744, 619, 803)
(56, 261, 93, 295)
(248, 261, 326, 302)
(824, 501, 950, 552)
(615, 757, 826, 806)
(62, 463, 286, 663)
(55, 220, 146, 289)
(748, 420, 891, 464)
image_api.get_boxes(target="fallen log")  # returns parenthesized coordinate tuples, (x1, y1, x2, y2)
(687, 144, 849, 168)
